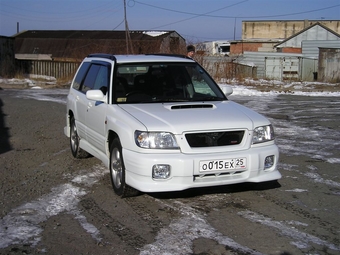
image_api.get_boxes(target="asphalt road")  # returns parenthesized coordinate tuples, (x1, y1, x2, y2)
(0, 88, 339, 255)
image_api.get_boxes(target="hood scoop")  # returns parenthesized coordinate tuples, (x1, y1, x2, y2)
(171, 104, 214, 110)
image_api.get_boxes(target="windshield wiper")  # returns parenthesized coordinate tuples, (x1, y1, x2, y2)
(164, 98, 191, 102)
(152, 97, 191, 102)
(191, 96, 224, 101)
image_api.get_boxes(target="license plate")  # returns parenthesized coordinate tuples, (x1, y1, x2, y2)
(199, 158, 246, 172)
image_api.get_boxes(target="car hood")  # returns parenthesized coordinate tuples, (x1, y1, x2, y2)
(118, 101, 270, 133)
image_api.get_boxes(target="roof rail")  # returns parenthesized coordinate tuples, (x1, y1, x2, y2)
(146, 53, 188, 59)
(87, 53, 116, 60)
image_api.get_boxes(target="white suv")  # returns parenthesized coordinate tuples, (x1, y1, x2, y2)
(64, 54, 281, 197)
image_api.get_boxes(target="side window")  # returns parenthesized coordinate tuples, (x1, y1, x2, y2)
(81, 63, 110, 95)
(93, 66, 109, 95)
(72, 62, 90, 90)
(82, 64, 101, 93)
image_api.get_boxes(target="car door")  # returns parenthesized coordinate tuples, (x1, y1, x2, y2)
(72, 62, 90, 140)
(84, 62, 111, 152)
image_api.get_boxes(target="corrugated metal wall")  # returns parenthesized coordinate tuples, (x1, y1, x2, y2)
(302, 40, 340, 58)
(300, 58, 318, 81)
(265, 57, 300, 81)
(235, 48, 339, 82)
(236, 52, 303, 79)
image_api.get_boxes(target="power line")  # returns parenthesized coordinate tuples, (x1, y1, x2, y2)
(142, 0, 249, 29)
(132, 1, 340, 19)
(113, 19, 125, 30)
(130, 1, 339, 41)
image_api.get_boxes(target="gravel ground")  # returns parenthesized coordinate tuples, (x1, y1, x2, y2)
(0, 86, 339, 255)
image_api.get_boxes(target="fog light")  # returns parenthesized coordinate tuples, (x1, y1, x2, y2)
(264, 155, 275, 169)
(152, 164, 171, 179)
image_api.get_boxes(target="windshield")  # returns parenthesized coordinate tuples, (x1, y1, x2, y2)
(113, 62, 226, 103)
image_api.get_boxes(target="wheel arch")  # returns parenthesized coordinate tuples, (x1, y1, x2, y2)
(68, 109, 74, 118)
(65, 110, 74, 137)
(107, 130, 119, 156)
(67, 110, 74, 126)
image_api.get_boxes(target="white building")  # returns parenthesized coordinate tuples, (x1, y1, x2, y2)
(198, 41, 230, 56)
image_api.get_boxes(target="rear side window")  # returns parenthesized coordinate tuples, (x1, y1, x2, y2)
(72, 62, 90, 90)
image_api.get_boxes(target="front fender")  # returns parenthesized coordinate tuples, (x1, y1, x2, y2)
(106, 105, 146, 152)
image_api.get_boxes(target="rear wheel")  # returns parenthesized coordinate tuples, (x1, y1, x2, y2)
(109, 138, 139, 197)
(70, 116, 89, 158)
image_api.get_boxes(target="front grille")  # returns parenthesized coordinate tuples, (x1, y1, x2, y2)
(186, 131, 244, 147)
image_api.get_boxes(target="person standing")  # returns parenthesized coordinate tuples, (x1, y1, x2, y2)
(186, 45, 195, 58)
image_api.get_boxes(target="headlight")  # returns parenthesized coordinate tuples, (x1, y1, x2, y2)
(135, 131, 179, 149)
(252, 125, 275, 144)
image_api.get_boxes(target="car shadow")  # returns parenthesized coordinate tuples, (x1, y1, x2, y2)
(148, 181, 281, 200)
(0, 97, 12, 154)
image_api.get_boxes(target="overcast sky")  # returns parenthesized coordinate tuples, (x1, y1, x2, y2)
(0, 0, 339, 42)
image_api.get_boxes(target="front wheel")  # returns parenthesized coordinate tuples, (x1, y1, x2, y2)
(109, 138, 139, 197)
(70, 116, 89, 158)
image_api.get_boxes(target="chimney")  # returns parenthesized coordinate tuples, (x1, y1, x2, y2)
(304, 19, 309, 28)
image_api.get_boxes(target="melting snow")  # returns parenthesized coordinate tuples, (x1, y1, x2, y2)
(285, 188, 308, 192)
(0, 165, 108, 248)
(238, 210, 340, 251)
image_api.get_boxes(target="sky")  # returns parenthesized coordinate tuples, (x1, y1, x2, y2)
(0, 0, 339, 42)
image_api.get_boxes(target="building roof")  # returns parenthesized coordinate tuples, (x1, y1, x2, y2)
(275, 23, 340, 48)
(14, 30, 176, 40)
(243, 19, 339, 23)
(14, 30, 184, 60)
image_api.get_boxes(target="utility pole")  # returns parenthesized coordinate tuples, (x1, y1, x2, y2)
(233, 17, 236, 40)
(124, 0, 134, 54)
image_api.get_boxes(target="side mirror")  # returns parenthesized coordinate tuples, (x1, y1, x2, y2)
(86, 90, 106, 102)
(219, 85, 233, 97)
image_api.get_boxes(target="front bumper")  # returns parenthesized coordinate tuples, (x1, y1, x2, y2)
(123, 144, 281, 193)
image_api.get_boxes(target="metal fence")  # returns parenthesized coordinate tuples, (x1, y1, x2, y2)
(202, 56, 257, 82)
(15, 57, 256, 82)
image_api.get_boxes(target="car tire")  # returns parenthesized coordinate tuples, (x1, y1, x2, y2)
(110, 138, 139, 197)
(70, 116, 89, 158)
